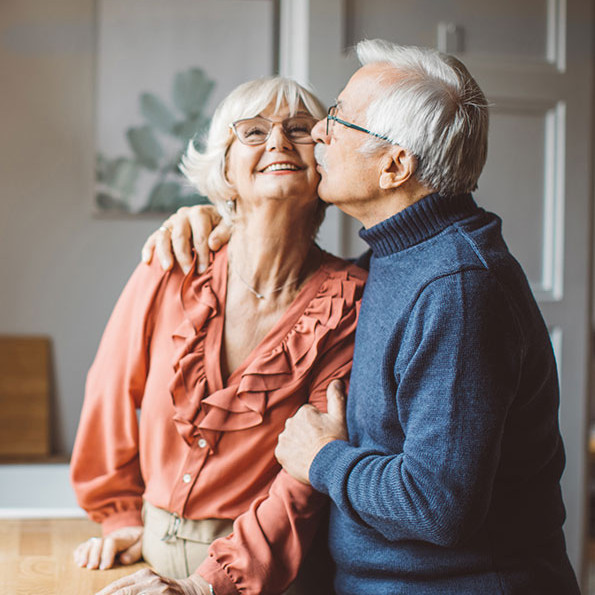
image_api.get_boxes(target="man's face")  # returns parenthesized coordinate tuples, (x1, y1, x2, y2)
(311, 63, 393, 221)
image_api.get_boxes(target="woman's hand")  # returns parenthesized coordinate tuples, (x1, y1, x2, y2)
(74, 526, 144, 570)
(141, 205, 231, 275)
(95, 568, 212, 595)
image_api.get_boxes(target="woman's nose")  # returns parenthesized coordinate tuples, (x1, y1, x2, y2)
(265, 123, 293, 150)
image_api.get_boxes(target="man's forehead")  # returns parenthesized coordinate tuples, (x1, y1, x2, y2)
(335, 68, 379, 115)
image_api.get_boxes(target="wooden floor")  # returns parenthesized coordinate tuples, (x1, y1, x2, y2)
(3, 517, 594, 593)
(0, 518, 147, 595)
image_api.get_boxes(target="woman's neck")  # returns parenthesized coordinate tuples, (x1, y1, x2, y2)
(227, 200, 319, 298)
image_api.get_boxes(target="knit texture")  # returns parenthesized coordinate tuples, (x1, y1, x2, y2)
(310, 193, 579, 594)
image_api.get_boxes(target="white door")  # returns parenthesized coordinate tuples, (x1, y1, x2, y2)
(280, 0, 594, 585)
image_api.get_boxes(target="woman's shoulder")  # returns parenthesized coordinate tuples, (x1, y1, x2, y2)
(319, 250, 368, 284)
(306, 250, 367, 314)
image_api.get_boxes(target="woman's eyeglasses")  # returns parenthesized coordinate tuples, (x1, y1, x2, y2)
(230, 115, 317, 145)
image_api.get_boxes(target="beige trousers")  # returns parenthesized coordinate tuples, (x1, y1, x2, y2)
(142, 501, 233, 579)
(141, 501, 334, 594)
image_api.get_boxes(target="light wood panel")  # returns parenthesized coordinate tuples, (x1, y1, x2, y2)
(0, 337, 50, 458)
(0, 518, 147, 594)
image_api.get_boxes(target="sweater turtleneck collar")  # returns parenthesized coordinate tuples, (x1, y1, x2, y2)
(359, 192, 479, 257)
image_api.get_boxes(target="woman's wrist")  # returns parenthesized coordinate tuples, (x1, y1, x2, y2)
(181, 573, 213, 595)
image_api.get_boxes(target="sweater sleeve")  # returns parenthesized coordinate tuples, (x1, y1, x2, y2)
(197, 287, 362, 595)
(70, 261, 166, 535)
(310, 269, 523, 547)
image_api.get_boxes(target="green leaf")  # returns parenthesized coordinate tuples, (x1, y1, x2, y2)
(175, 192, 211, 209)
(96, 192, 130, 212)
(142, 184, 211, 213)
(173, 68, 215, 118)
(173, 115, 210, 144)
(111, 158, 140, 197)
(140, 93, 177, 134)
(96, 153, 109, 182)
(126, 126, 163, 170)
(146, 181, 182, 211)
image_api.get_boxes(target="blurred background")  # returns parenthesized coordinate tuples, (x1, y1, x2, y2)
(0, 0, 593, 590)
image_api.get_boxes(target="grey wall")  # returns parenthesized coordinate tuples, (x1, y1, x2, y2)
(0, 1, 161, 453)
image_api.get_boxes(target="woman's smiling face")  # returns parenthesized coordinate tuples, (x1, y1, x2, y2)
(225, 102, 321, 209)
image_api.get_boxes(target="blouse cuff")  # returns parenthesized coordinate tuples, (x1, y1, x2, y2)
(197, 556, 239, 595)
(101, 508, 144, 536)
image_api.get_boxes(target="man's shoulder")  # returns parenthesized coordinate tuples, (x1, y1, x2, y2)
(421, 210, 518, 283)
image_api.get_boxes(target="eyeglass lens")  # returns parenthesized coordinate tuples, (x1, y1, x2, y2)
(233, 116, 316, 145)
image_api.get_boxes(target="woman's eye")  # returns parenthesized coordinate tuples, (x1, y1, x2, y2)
(245, 127, 267, 137)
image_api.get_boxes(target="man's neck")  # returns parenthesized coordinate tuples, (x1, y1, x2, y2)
(355, 184, 436, 229)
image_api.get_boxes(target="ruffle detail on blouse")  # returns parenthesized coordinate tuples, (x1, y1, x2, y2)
(168, 262, 219, 446)
(168, 256, 362, 448)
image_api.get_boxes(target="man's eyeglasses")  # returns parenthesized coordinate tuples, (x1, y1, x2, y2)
(230, 115, 317, 145)
(326, 104, 394, 143)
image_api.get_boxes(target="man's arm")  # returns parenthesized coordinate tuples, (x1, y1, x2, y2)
(141, 205, 231, 274)
(142, 206, 375, 275)
(278, 270, 524, 546)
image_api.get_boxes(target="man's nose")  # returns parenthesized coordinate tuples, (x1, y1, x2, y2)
(311, 118, 330, 144)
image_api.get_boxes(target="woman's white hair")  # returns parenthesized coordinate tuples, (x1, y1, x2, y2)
(356, 39, 489, 196)
(180, 76, 326, 223)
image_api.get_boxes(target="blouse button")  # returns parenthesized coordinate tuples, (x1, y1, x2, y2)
(182, 473, 192, 483)
(198, 438, 208, 449)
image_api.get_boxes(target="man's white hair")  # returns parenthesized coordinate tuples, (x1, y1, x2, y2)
(356, 39, 489, 196)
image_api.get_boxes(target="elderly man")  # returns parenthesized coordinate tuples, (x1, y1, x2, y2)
(145, 40, 579, 594)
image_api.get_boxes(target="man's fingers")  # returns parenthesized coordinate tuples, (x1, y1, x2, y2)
(188, 206, 220, 273)
(326, 380, 347, 425)
(208, 218, 232, 252)
(141, 234, 157, 265)
(170, 216, 194, 275)
(154, 228, 174, 271)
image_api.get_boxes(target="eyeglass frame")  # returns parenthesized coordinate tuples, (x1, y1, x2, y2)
(326, 104, 396, 144)
(229, 114, 318, 146)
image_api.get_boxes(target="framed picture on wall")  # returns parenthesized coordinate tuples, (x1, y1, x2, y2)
(94, 0, 279, 215)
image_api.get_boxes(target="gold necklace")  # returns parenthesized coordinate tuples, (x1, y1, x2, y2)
(229, 246, 320, 300)
(230, 259, 301, 300)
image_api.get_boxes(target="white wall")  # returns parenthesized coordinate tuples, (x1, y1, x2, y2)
(0, 0, 345, 455)
(0, 0, 161, 453)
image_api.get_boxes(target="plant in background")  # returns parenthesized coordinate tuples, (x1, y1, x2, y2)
(96, 67, 215, 213)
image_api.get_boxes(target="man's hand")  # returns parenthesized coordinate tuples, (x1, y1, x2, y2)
(141, 205, 231, 274)
(73, 525, 143, 570)
(95, 568, 211, 595)
(275, 380, 348, 484)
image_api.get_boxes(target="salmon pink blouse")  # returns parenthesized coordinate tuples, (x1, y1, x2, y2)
(70, 246, 366, 594)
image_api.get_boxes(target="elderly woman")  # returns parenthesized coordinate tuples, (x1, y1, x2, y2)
(70, 76, 366, 595)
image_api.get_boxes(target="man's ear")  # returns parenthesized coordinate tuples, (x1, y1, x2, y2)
(379, 148, 417, 190)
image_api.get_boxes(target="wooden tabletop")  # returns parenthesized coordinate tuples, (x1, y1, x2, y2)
(0, 518, 148, 595)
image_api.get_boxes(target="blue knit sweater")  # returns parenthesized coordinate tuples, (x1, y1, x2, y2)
(309, 193, 579, 594)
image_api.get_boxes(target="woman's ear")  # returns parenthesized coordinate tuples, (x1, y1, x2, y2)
(379, 148, 417, 190)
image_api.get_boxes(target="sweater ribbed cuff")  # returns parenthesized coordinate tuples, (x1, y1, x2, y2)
(310, 439, 352, 496)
